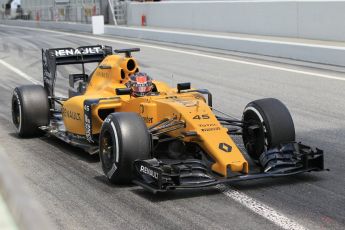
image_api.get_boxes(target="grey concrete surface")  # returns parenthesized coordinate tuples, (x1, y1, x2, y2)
(127, 1, 345, 42)
(0, 25, 345, 230)
(0, 146, 56, 230)
(2, 20, 345, 67)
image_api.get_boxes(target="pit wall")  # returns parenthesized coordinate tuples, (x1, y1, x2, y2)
(2, 19, 345, 67)
(3, 0, 345, 67)
(127, 0, 345, 42)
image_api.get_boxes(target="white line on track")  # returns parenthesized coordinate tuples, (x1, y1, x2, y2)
(0, 24, 311, 230)
(0, 59, 40, 84)
(116, 26, 345, 51)
(0, 59, 65, 97)
(73, 35, 345, 82)
(217, 184, 307, 230)
(1, 24, 344, 82)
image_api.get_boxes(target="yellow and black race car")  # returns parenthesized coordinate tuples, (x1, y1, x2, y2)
(11, 45, 324, 193)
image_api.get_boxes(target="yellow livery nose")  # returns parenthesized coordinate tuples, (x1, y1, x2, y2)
(187, 111, 249, 177)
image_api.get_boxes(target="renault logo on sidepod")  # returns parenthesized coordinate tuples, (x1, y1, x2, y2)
(219, 143, 232, 152)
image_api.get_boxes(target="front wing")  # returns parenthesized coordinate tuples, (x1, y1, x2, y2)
(133, 142, 324, 193)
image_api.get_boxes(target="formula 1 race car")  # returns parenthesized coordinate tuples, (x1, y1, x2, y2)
(11, 45, 324, 193)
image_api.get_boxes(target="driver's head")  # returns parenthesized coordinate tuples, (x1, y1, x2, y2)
(127, 72, 153, 97)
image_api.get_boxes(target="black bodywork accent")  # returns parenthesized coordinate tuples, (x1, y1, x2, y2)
(83, 97, 120, 143)
(83, 99, 99, 143)
(177, 82, 191, 93)
(114, 48, 140, 57)
(69, 74, 88, 88)
(116, 88, 131, 95)
(133, 142, 324, 193)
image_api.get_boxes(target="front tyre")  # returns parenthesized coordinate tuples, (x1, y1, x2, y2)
(99, 112, 151, 184)
(242, 98, 295, 160)
(12, 85, 50, 137)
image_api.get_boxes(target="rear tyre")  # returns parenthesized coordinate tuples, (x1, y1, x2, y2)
(12, 85, 50, 137)
(99, 112, 151, 184)
(242, 98, 295, 160)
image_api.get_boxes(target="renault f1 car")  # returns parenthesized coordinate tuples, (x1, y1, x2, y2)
(11, 45, 324, 193)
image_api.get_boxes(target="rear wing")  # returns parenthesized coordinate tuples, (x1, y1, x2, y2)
(42, 45, 112, 101)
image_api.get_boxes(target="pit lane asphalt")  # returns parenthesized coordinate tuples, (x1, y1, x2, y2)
(0, 25, 344, 230)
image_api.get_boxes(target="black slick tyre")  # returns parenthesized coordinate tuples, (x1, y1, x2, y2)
(242, 98, 295, 160)
(99, 112, 151, 184)
(11, 85, 50, 137)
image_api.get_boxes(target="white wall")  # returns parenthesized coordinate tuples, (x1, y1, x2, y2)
(298, 1, 345, 41)
(127, 1, 345, 42)
(3, 19, 345, 66)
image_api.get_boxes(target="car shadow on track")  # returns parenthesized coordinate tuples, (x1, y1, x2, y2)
(93, 175, 137, 189)
(8, 132, 100, 163)
(44, 135, 99, 163)
(128, 173, 324, 202)
(130, 187, 221, 202)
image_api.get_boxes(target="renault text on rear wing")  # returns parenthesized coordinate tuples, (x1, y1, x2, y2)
(44, 45, 113, 65)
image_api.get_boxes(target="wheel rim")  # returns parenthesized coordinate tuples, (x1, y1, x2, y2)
(100, 131, 114, 170)
(243, 112, 267, 159)
(12, 95, 21, 131)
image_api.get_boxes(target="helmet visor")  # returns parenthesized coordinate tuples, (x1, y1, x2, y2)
(132, 85, 153, 94)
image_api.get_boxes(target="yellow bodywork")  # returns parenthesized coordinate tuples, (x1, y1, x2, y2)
(61, 54, 249, 177)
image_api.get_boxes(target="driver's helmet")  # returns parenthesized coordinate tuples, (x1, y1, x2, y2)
(127, 72, 153, 97)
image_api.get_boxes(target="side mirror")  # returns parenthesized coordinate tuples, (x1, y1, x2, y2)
(116, 88, 131, 95)
(177, 82, 191, 93)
